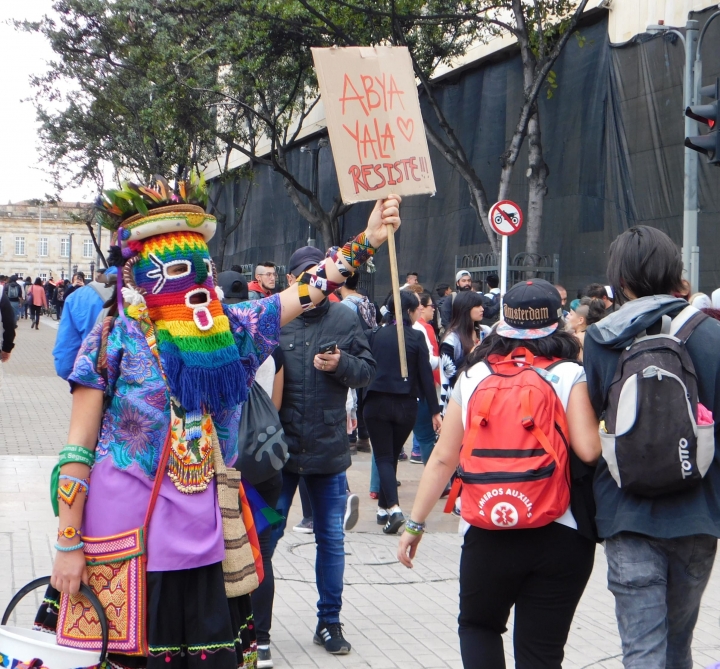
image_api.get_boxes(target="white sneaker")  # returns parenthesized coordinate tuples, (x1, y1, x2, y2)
(344, 494, 359, 531)
(293, 517, 314, 534)
(257, 645, 273, 668)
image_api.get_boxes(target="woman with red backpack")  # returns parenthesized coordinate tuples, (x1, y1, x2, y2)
(398, 280, 601, 668)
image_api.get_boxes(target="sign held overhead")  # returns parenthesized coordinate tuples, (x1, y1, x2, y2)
(311, 46, 436, 204)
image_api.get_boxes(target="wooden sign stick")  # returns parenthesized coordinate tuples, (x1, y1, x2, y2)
(385, 223, 408, 380)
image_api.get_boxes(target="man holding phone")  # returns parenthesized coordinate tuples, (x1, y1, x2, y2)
(258, 246, 376, 662)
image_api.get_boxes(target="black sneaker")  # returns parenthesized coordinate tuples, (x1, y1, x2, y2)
(383, 510, 405, 534)
(257, 645, 273, 668)
(376, 511, 388, 525)
(313, 621, 351, 654)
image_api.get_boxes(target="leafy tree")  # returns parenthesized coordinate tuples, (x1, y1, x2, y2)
(267, 0, 590, 254)
(19, 0, 222, 192)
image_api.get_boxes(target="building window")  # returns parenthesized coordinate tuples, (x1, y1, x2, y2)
(38, 237, 48, 257)
(83, 239, 93, 258)
(15, 237, 25, 256)
(40, 272, 47, 282)
(60, 238, 70, 258)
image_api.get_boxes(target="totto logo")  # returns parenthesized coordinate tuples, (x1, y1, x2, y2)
(490, 502, 518, 527)
(679, 438, 693, 479)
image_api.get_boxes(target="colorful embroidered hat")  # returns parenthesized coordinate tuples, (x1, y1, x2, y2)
(97, 173, 216, 247)
(117, 204, 216, 248)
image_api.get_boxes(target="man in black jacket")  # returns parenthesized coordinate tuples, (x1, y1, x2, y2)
(261, 246, 376, 661)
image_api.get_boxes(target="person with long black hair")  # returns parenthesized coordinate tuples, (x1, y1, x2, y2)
(439, 290, 488, 409)
(364, 291, 441, 534)
(399, 280, 600, 668)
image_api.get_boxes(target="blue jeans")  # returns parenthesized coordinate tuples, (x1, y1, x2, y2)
(268, 470, 347, 625)
(413, 398, 436, 464)
(605, 532, 717, 669)
(10, 302, 20, 323)
(370, 456, 380, 493)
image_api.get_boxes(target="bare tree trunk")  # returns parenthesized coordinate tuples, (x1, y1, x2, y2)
(525, 106, 549, 257)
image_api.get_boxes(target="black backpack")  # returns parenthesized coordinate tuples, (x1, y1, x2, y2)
(7, 282, 20, 300)
(600, 306, 715, 497)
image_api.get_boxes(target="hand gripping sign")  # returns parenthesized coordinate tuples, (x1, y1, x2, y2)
(311, 46, 437, 379)
(311, 46, 436, 204)
(489, 200, 523, 236)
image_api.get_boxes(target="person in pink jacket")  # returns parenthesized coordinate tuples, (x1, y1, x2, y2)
(28, 277, 48, 329)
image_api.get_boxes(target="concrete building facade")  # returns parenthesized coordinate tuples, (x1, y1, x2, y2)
(0, 202, 100, 282)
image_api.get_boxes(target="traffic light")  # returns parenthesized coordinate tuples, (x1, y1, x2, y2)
(685, 78, 720, 165)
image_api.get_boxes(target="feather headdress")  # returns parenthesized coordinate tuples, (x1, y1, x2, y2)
(96, 172, 209, 232)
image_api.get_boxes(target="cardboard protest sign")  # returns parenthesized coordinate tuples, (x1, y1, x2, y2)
(311, 46, 436, 204)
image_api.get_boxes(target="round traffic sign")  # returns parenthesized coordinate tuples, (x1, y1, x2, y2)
(489, 200, 523, 236)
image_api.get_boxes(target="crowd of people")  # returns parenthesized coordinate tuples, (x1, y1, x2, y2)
(5, 183, 720, 669)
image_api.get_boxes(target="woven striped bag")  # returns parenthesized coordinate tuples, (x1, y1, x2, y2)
(211, 428, 259, 598)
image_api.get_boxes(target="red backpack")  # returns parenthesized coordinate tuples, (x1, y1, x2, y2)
(445, 349, 572, 530)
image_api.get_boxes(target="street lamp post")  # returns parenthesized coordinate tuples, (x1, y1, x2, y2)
(648, 9, 720, 291)
(299, 137, 329, 248)
(646, 20, 698, 289)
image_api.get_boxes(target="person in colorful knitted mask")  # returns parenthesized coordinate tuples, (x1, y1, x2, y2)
(130, 231, 248, 427)
(38, 174, 402, 669)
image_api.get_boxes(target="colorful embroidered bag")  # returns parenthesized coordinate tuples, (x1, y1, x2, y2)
(56, 429, 172, 656)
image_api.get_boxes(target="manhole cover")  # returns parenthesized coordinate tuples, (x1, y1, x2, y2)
(275, 532, 461, 585)
(292, 536, 398, 565)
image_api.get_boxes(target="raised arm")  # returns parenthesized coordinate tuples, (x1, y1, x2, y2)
(278, 195, 400, 327)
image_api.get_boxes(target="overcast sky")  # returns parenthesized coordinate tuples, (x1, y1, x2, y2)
(0, 1, 93, 205)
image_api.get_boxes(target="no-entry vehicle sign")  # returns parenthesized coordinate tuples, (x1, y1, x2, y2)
(489, 199, 524, 304)
(489, 200, 523, 236)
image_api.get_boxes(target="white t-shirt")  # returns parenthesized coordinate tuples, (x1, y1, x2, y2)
(451, 358, 586, 532)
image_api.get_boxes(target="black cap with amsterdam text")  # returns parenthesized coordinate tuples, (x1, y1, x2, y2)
(497, 279, 563, 340)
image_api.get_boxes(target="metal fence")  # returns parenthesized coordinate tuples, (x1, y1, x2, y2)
(455, 253, 560, 288)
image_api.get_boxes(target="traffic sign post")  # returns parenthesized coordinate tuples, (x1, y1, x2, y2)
(489, 200, 523, 302)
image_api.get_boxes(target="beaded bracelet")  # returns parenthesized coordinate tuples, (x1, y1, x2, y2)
(58, 526, 81, 540)
(58, 475, 89, 508)
(405, 519, 426, 536)
(340, 232, 377, 269)
(51, 445, 95, 517)
(55, 541, 85, 553)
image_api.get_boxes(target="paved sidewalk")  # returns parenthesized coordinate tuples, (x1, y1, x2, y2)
(1, 321, 720, 667)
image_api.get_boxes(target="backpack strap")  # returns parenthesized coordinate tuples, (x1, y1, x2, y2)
(519, 386, 562, 469)
(671, 305, 708, 342)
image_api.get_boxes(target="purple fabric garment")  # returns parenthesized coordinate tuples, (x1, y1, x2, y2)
(68, 294, 282, 571)
(83, 459, 224, 572)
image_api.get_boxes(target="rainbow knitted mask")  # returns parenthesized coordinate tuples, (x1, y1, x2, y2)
(132, 231, 247, 418)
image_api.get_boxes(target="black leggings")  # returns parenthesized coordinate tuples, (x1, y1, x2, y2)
(363, 391, 417, 509)
(249, 472, 283, 646)
(31, 305, 42, 326)
(459, 523, 595, 669)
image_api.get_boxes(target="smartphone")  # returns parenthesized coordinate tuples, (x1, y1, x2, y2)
(319, 341, 338, 355)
